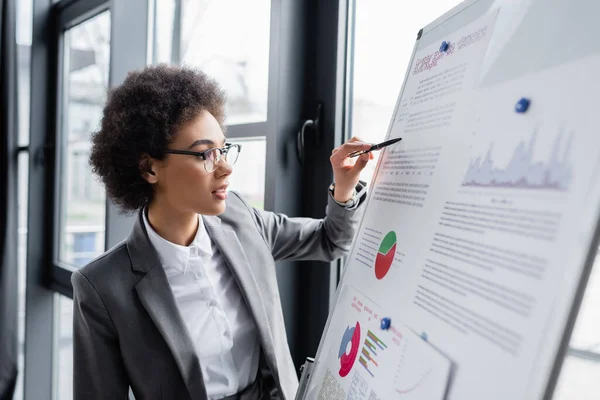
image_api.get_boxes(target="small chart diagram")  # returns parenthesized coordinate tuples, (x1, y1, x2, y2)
(394, 340, 435, 398)
(462, 130, 574, 191)
(359, 330, 388, 378)
(338, 321, 361, 377)
(375, 231, 397, 279)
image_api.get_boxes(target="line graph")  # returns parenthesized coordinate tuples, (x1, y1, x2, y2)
(394, 340, 436, 397)
(396, 368, 433, 395)
(462, 128, 574, 191)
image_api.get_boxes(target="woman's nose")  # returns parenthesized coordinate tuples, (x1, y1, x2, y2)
(215, 158, 233, 175)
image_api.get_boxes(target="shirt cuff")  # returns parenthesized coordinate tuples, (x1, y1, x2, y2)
(328, 181, 367, 210)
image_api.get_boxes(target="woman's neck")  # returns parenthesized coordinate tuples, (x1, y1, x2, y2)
(146, 199, 199, 246)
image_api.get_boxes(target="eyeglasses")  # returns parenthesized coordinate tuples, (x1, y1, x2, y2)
(163, 143, 242, 172)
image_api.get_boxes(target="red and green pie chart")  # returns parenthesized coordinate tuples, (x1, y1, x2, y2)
(375, 231, 396, 279)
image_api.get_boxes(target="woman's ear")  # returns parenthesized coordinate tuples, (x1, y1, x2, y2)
(139, 154, 158, 184)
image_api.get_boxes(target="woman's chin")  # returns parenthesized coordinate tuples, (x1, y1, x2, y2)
(198, 202, 227, 216)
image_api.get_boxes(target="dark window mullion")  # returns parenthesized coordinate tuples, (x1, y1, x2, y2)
(55, 0, 107, 29)
(52, 13, 67, 280)
(49, 266, 74, 298)
(225, 122, 269, 139)
(24, 0, 61, 397)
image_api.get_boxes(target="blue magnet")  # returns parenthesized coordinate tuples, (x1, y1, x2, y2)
(420, 332, 428, 342)
(439, 41, 449, 52)
(515, 98, 531, 113)
(380, 317, 391, 330)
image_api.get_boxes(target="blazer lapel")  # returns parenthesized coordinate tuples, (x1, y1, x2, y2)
(202, 216, 278, 374)
(127, 211, 207, 400)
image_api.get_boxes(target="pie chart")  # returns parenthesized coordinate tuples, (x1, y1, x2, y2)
(375, 231, 396, 279)
(338, 321, 361, 377)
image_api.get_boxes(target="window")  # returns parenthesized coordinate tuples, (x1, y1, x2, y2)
(555, 357, 600, 399)
(14, 0, 33, 398)
(150, 0, 271, 210)
(18, 0, 153, 396)
(49, 8, 112, 399)
(227, 137, 266, 210)
(14, 153, 29, 400)
(50, 10, 111, 397)
(151, 0, 271, 125)
(57, 10, 111, 269)
(553, 253, 600, 399)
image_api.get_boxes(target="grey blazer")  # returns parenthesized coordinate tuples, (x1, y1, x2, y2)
(71, 190, 364, 400)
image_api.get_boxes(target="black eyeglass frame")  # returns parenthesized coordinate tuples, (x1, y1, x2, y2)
(163, 143, 242, 172)
(163, 142, 242, 160)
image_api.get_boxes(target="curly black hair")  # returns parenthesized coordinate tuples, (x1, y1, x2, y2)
(89, 64, 226, 213)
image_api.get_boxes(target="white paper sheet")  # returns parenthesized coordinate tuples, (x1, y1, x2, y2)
(341, 10, 500, 348)
(305, 284, 451, 400)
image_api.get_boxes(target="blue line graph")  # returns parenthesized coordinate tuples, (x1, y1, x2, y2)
(462, 129, 573, 191)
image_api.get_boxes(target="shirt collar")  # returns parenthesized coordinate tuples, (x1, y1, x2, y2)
(142, 209, 213, 273)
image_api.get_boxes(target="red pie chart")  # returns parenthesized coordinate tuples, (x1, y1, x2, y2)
(338, 321, 361, 377)
(375, 231, 396, 279)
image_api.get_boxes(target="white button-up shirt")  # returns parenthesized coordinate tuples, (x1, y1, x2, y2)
(143, 211, 260, 399)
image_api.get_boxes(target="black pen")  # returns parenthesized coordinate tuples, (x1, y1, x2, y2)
(348, 137, 402, 158)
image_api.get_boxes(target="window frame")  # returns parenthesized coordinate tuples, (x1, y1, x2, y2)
(24, 0, 63, 396)
(50, 0, 110, 297)
(24, 0, 150, 397)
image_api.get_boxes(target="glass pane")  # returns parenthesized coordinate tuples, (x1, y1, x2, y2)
(17, 0, 32, 147)
(554, 355, 600, 399)
(14, 153, 29, 400)
(348, 0, 462, 185)
(14, 0, 33, 398)
(228, 137, 266, 210)
(54, 295, 73, 400)
(151, 0, 175, 64)
(58, 11, 110, 268)
(152, 0, 271, 125)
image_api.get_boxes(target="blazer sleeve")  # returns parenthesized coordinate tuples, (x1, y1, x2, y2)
(247, 183, 367, 262)
(72, 270, 129, 399)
